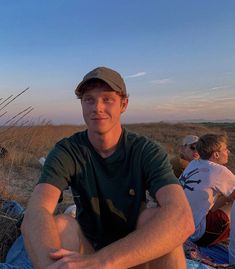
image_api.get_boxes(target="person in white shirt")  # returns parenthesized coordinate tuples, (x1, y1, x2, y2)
(179, 133, 235, 246)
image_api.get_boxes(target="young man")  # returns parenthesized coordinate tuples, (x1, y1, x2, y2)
(180, 133, 235, 246)
(171, 135, 200, 178)
(19, 67, 194, 269)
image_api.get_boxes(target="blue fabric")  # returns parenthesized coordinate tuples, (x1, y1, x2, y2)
(184, 239, 230, 267)
(200, 244, 229, 264)
(0, 236, 34, 269)
(0, 201, 33, 269)
(186, 259, 214, 268)
(1, 200, 24, 218)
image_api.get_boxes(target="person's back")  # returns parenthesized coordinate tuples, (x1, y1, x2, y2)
(180, 133, 235, 246)
(181, 158, 234, 241)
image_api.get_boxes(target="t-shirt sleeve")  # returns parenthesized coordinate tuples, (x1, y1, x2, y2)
(213, 166, 235, 197)
(142, 141, 180, 198)
(38, 139, 76, 192)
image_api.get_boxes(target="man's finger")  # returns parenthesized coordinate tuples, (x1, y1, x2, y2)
(49, 248, 75, 259)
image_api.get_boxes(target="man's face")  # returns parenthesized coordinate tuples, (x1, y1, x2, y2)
(215, 142, 230, 165)
(81, 87, 128, 135)
(181, 143, 200, 162)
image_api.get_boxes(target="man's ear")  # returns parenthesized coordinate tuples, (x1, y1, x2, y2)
(121, 98, 128, 113)
(213, 152, 220, 159)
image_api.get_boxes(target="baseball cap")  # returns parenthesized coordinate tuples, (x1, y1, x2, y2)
(182, 135, 199, 146)
(75, 66, 126, 97)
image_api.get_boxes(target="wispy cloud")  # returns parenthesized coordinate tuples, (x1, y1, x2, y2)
(150, 78, 171, 85)
(126, 72, 146, 78)
(208, 86, 227, 91)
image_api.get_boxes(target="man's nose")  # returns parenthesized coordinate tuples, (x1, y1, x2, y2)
(93, 99, 104, 111)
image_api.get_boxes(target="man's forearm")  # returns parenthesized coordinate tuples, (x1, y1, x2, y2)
(97, 190, 194, 268)
(22, 208, 61, 269)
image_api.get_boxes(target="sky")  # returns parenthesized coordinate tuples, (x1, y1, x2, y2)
(0, 0, 235, 125)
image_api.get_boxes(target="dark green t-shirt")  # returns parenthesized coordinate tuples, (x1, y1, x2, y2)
(38, 128, 179, 249)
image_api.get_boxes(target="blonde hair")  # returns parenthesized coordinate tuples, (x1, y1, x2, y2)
(196, 133, 228, 160)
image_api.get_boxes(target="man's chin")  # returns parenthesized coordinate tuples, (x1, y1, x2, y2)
(91, 126, 109, 135)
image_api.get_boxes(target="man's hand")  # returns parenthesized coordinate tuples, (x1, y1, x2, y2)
(46, 249, 105, 269)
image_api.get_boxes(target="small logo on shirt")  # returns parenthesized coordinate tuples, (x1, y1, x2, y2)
(179, 168, 202, 191)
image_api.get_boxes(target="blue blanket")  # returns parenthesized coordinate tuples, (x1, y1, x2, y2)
(185, 240, 235, 268)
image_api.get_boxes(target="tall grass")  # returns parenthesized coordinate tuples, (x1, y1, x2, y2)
(0, 124, 86, 205)
(1, 122, 235, 208)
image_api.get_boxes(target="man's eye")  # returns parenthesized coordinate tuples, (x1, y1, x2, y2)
(103, 97, 113, 103)
(83, 97, 94, 103)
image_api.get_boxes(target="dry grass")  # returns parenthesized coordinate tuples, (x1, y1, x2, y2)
(0, 124, 86, 209)
(1, 122, 235, 209)
(0, 199, 22, 262)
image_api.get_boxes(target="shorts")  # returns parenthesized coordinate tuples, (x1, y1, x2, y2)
(0, 236, 34, 269)
(195, 209, 230, 246)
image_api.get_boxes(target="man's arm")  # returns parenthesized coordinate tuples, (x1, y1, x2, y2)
(43, 184, 194, 269)
(21, 183, 62, 269)
(96, 184, 195, 268)
(46, 184, 194, 269)
(211, 189, 235, 219)
(211, 194, 233, 212)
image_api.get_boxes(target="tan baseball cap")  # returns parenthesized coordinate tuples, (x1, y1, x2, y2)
(75, 66, 126, 97)
(182, 135, 199, 146)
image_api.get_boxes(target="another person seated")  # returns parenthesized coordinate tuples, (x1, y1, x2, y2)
(1, 67, 194, 269)
(171, 135, 200, 178)
(180, 133, 235, 246)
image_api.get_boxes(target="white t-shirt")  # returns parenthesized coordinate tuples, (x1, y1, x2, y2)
(180, 159, 235, 241)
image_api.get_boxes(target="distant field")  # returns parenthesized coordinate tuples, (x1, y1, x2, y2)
(1, 122, 235, 210)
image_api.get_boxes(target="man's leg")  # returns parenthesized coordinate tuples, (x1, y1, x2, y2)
(1, 214, 94, 269)
(54, 214, 95, 254)
(131, 208, 187, 269)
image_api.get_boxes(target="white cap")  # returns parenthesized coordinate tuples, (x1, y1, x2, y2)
(182, 135, 199, 146)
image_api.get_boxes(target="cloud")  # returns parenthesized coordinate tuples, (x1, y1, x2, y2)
(126, 72, 146, 78)
(207, 86, 227, 91)
(150, 78, 171, 85)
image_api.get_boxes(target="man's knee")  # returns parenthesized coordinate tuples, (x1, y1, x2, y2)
(54, 214, 79, 234)
(54, 214, 94, 254)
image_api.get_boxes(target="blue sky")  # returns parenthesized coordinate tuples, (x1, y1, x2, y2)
(0, 0, 235, 125)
